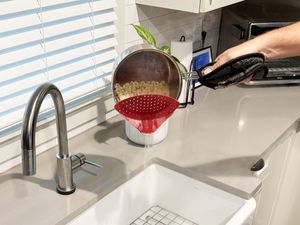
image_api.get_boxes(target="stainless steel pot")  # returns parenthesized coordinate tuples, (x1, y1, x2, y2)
(112, 44, 182, 102)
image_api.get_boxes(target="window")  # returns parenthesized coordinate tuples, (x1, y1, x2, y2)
(0, 0, 118, 136)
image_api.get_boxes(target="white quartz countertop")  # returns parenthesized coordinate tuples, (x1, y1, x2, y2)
(2, 85, 300, 225)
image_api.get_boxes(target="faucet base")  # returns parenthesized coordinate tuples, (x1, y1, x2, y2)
(56, 186, 76, 195)
(56, 153, 76, 195)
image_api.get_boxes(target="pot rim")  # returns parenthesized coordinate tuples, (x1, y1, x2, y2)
(111, 44, 182, 103)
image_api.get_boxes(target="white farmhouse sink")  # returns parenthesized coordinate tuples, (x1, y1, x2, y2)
(68, 161, 256, 225)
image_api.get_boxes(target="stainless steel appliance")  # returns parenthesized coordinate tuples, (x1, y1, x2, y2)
(218, 3, 300, 85)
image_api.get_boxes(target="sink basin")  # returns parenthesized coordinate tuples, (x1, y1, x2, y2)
(68, 161, 256, 225)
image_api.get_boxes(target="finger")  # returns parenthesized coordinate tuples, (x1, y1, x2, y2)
(202, 67, 213, 75)
(202, 61, 221, 75)
(202, 65, 217, 75)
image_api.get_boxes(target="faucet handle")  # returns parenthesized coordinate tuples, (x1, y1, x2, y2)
(84, 160, 103, 168)
(71, 153, 103, 170)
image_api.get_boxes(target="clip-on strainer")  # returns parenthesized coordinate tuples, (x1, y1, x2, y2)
(114, 94, 179, 134)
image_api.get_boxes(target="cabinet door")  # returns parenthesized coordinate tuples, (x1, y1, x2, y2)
(200, 0, 244, 12)
(135, 0, 200, 13)
(269, 132, 300, 225)
(253, 132, 295, 225)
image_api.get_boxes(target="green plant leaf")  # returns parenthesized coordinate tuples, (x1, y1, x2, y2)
(131, 24, 156, 47)
(131, 24, 187, 74)
(160, 45, 171, 55)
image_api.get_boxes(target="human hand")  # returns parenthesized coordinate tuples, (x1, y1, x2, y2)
(202, 50, 233, 75)
(203, 40, 262, 75)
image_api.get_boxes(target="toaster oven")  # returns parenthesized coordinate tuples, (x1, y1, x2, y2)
(218, 3, 300, 85)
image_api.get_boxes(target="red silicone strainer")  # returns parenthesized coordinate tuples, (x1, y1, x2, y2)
(114, 94, 179, 134)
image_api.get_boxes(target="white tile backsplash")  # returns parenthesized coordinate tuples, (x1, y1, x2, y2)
(126, 4, 176, 24)
(123, 2, 222, 58)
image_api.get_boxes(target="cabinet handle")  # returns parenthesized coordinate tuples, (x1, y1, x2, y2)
(210, 0, 212, 5)
(251, 158, 265, 172)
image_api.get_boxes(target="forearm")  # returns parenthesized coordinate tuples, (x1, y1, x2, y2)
(251, 21, 300, 60)
(204, 21, 300, 74)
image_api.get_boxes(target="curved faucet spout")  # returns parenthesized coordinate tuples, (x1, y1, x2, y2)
(21, 83, 75, 194)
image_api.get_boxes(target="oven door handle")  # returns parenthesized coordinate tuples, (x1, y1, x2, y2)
(232, 24, 246, 40)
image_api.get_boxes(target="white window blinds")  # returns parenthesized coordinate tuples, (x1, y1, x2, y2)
(0, 0, 117, 134)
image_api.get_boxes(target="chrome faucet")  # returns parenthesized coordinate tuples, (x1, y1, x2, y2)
(22, 83, 102, 194)
(21, 83, 76, 194)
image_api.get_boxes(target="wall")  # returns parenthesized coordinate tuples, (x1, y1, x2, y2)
(124, 1, 222, 58)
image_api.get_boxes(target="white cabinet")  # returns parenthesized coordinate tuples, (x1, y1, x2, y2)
(200, 0, 244, 12)
(135, 0, 244, 13)
(252, 133, 294, 225)
(269, 130, 300, 225)
(252, 126, 300, 225)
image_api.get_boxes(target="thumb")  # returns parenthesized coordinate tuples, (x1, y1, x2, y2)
(202, 61, 221, 75)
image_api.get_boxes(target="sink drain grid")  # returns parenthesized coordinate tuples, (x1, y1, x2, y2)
(130, 205, 198, 225)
